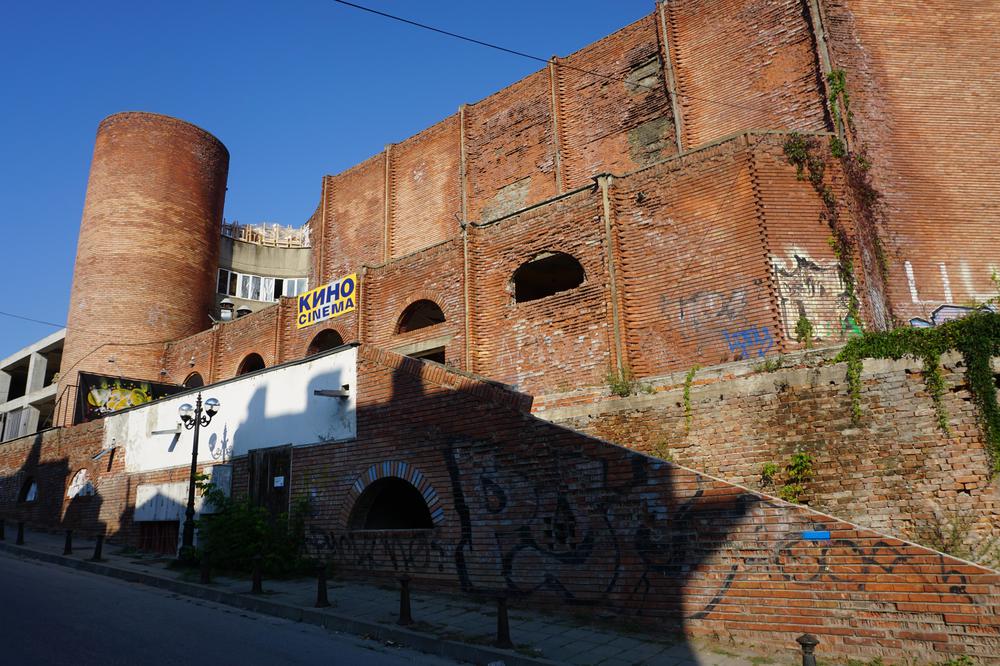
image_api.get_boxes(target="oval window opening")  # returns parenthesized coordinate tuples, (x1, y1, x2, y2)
(512, 252, 585, 303)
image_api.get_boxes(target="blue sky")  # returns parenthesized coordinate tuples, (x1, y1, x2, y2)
(0, 1, 651, 356)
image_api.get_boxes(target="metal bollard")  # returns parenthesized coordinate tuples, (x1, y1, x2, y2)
(397, 575, 413, 626)
(90, 532, 104, 561)
(495, 594, 513, 649)
(199, 551, 211, 584)
(315, 562, 330, 608)
(796, 633, 819, 666)
(251, 554, 263, 594)
(16, 521, 25, 545)
(63, 529, 73, 555)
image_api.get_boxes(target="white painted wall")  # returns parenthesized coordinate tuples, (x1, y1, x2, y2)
(103, 348, 357, 474)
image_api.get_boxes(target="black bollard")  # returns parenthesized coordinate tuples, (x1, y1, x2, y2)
(495, 594, 513, 649)
(16, 521, 25, 545)
(251, 554, 263, 594)
(199, 551, 211, 585)
(90, 532, 104, 562)
(397, 575, 413, 626)
(0, 518, 5, 540)
(796, 633, 819, 666)
(315, 562, 330, 608)
(63, 529, 73, 555)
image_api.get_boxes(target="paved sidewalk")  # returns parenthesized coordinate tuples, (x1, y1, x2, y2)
(0, 526, 799, 666)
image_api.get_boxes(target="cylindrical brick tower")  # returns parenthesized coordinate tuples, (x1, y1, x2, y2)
(57, 112, 229, 425)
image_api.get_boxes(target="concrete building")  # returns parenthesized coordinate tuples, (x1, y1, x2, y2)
(0, 330, 64, 442)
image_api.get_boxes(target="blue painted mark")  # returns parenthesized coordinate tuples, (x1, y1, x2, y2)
(802, 530, 831, 541)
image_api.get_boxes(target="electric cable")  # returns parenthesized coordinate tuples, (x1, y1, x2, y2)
(329, 0, 775, 114)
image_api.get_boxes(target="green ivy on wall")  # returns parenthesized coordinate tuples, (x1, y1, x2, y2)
(835, 312, 1000, 470)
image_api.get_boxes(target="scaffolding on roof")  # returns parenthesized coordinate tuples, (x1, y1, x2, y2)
(221, 220, 311, 248)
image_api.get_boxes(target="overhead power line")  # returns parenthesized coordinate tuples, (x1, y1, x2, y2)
(329, 0, 775, 114)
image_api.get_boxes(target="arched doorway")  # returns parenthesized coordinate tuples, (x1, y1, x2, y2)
(306, 329, 344, 356)
(237, 353, 266, 376)
(348, 477, 434, 530)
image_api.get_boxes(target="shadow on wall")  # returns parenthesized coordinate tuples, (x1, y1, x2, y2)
(0, 434, 106, 540)
(228, 366, 348, 455)
(302, 354, 760, 659)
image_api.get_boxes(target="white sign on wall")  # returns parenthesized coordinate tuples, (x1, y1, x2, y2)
(103, 347, 358, 474)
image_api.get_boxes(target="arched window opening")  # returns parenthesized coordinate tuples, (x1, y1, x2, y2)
(18, 477, 37, 503)
(307, 329, 344, 356)
(67, 469, 95, 498)
(512, 252, 585, 303)
(183, 372, 204, 388)
(237, 353, 266, 376)
(396, 300, 446, 334)
(348, 477, 433, 530)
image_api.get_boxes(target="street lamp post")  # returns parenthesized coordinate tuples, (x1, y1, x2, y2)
(178, 393, 220, 558)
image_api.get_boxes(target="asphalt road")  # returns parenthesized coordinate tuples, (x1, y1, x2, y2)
(0, 552, 464, 665)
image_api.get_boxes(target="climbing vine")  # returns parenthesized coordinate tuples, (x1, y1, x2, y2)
(826, 69, 853, 158)
(683, 364, 699, 431)
(783, 133, 862, 327)
(835, 312, 1000, 469)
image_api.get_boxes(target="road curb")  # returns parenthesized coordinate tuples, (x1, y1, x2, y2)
(0, 541, 559, 666)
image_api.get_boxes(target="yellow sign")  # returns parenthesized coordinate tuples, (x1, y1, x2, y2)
(296, 273, 357, 329)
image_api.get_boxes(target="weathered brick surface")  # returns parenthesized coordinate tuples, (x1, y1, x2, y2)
(464, 69, 559, 223)
(156, 134, 855, 395)
(306, 349, 1000, 660)
(320, 155, 387, 280)
(363, 238, 467, 368)
(542, 349, 1000, 562)
(389, 116, 462, 258)
(820, 0, 1000, 322)
(557, 15, 677, 188)
(59, 112, 229, 424)
(664, 0, 828, 148)
(468, 188, 614, 392)
(4, 347, 1000, 659)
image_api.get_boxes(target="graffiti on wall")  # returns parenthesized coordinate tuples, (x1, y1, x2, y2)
(307, 527, 448, 574)
(909, 303, 996, 328)
(722, 326, 774, 359)
(773, 253, 850, 341)
(315, 436, 988, 622)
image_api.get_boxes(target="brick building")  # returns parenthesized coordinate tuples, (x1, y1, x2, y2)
(3, 1, 1000, 660)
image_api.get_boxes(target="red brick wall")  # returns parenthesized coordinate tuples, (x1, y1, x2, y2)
(363, 238, 467, 368)
(543, 349, 1000, 563)
(557, 15, 677, 188)
(664, 0, 828, 149)
(615, 137, 779, 374)
(389, 116, 462, 258)
(468, 188, 615, 392)
(820, 0, 1000, 323)
(294, 347, 997, 660)
(754, 142, 855, 344)
(5, 347, 999, 659)
(59, 112, 229, 424)
(157, 133, 859, 393)
(464, 69, 559, 223)
(322, 156, 387, 278)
